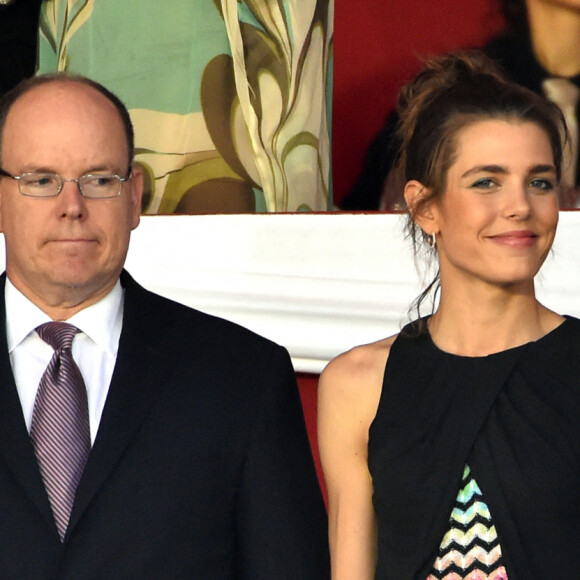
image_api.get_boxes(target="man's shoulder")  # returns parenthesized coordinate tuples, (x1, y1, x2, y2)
(121, 270, 284, 354)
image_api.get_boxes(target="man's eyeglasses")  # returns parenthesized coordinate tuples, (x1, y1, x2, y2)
(0, 168, 132, 199)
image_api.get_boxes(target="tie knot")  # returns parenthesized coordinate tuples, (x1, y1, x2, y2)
(36, 322, 80, 351)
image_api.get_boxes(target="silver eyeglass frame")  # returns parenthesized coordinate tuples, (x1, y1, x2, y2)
(0, 168, 132, 199)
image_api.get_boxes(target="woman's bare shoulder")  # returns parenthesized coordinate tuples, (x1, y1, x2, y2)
(323, 334, 397, 377)
(319, 334, 399, 410)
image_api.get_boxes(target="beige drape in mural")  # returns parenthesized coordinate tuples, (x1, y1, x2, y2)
(38, 0, 333, 213)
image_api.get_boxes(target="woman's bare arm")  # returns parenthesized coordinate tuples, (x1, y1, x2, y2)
(318, 337, 394, 579)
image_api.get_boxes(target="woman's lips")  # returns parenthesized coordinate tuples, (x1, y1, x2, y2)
(488, 230, 538, 248)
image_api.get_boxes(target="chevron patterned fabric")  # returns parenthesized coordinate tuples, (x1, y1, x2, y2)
(427, 465, 508, 580)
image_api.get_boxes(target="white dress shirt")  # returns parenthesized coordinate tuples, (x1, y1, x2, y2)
(6, 278, 124, 444)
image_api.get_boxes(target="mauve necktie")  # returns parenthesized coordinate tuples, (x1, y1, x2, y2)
(30, 322, 90, 541)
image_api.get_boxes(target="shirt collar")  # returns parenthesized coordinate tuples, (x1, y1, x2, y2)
(6, 278, 124, 355)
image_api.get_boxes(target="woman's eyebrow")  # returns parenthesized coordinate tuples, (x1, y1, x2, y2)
(461, 165, 507, 178)
(461, 163, 556, 178)
(528, 164, 557, 174)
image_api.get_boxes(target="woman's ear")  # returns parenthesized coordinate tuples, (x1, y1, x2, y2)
(404, 180, 439, 234)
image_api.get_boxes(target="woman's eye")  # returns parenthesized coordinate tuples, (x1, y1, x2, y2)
(470, 178, 496, 189)
(529, 178, 554, 191)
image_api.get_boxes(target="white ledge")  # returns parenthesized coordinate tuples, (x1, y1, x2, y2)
(123, 212, 580, 373)
(0, 212, 577, 374)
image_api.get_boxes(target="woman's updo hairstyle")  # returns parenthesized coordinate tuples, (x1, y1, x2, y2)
(398, 50, 565, 250)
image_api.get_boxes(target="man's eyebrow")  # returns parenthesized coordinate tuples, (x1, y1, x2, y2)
(83, 165, 124, 174)
(12, 165, 123, 175)
(13, 165, 54, 174)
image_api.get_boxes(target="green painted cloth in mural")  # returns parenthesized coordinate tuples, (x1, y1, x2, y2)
(37, 0, 333, 214)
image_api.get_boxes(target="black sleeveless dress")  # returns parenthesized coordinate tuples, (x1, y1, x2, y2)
(368, 316, 580, 579)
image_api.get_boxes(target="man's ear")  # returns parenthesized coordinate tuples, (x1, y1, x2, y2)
(128, 164, 144, 231)
(404, 180, 439, 235)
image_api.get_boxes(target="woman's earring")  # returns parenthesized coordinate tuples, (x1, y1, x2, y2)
(427, 232, 436, 249)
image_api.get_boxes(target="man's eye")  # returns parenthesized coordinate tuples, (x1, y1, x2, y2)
(87, 176, 116, 187)
(25, 175, 56, 188)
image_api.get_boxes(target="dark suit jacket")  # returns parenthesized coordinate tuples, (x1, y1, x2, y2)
(0, 271, 329, 579)
(0, 0, 43, 97)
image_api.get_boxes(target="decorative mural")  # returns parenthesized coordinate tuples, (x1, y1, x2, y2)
(38, 0, 333, 213)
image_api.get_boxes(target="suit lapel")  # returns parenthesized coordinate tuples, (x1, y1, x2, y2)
(68, 271, 182, 535)
(0, 275, 58, 532)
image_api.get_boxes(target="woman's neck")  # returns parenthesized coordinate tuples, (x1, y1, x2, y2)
(526, 0, 580, 77)
(428, 282, 563, 357)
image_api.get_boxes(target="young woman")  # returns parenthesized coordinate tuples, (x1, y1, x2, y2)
(319, 52, 580, 579)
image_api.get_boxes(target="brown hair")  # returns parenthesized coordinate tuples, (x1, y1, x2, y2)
(0, 72, 135, 171)
(397, 51, 566, 317)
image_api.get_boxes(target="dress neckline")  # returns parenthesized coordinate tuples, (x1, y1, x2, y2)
(421, 315, 570, 360)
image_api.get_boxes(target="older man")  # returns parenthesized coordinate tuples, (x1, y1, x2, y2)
(0, 74, 329, 578)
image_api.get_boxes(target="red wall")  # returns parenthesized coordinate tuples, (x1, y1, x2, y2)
(332, 0, 505, 206)
(297, 373, 326, 500)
